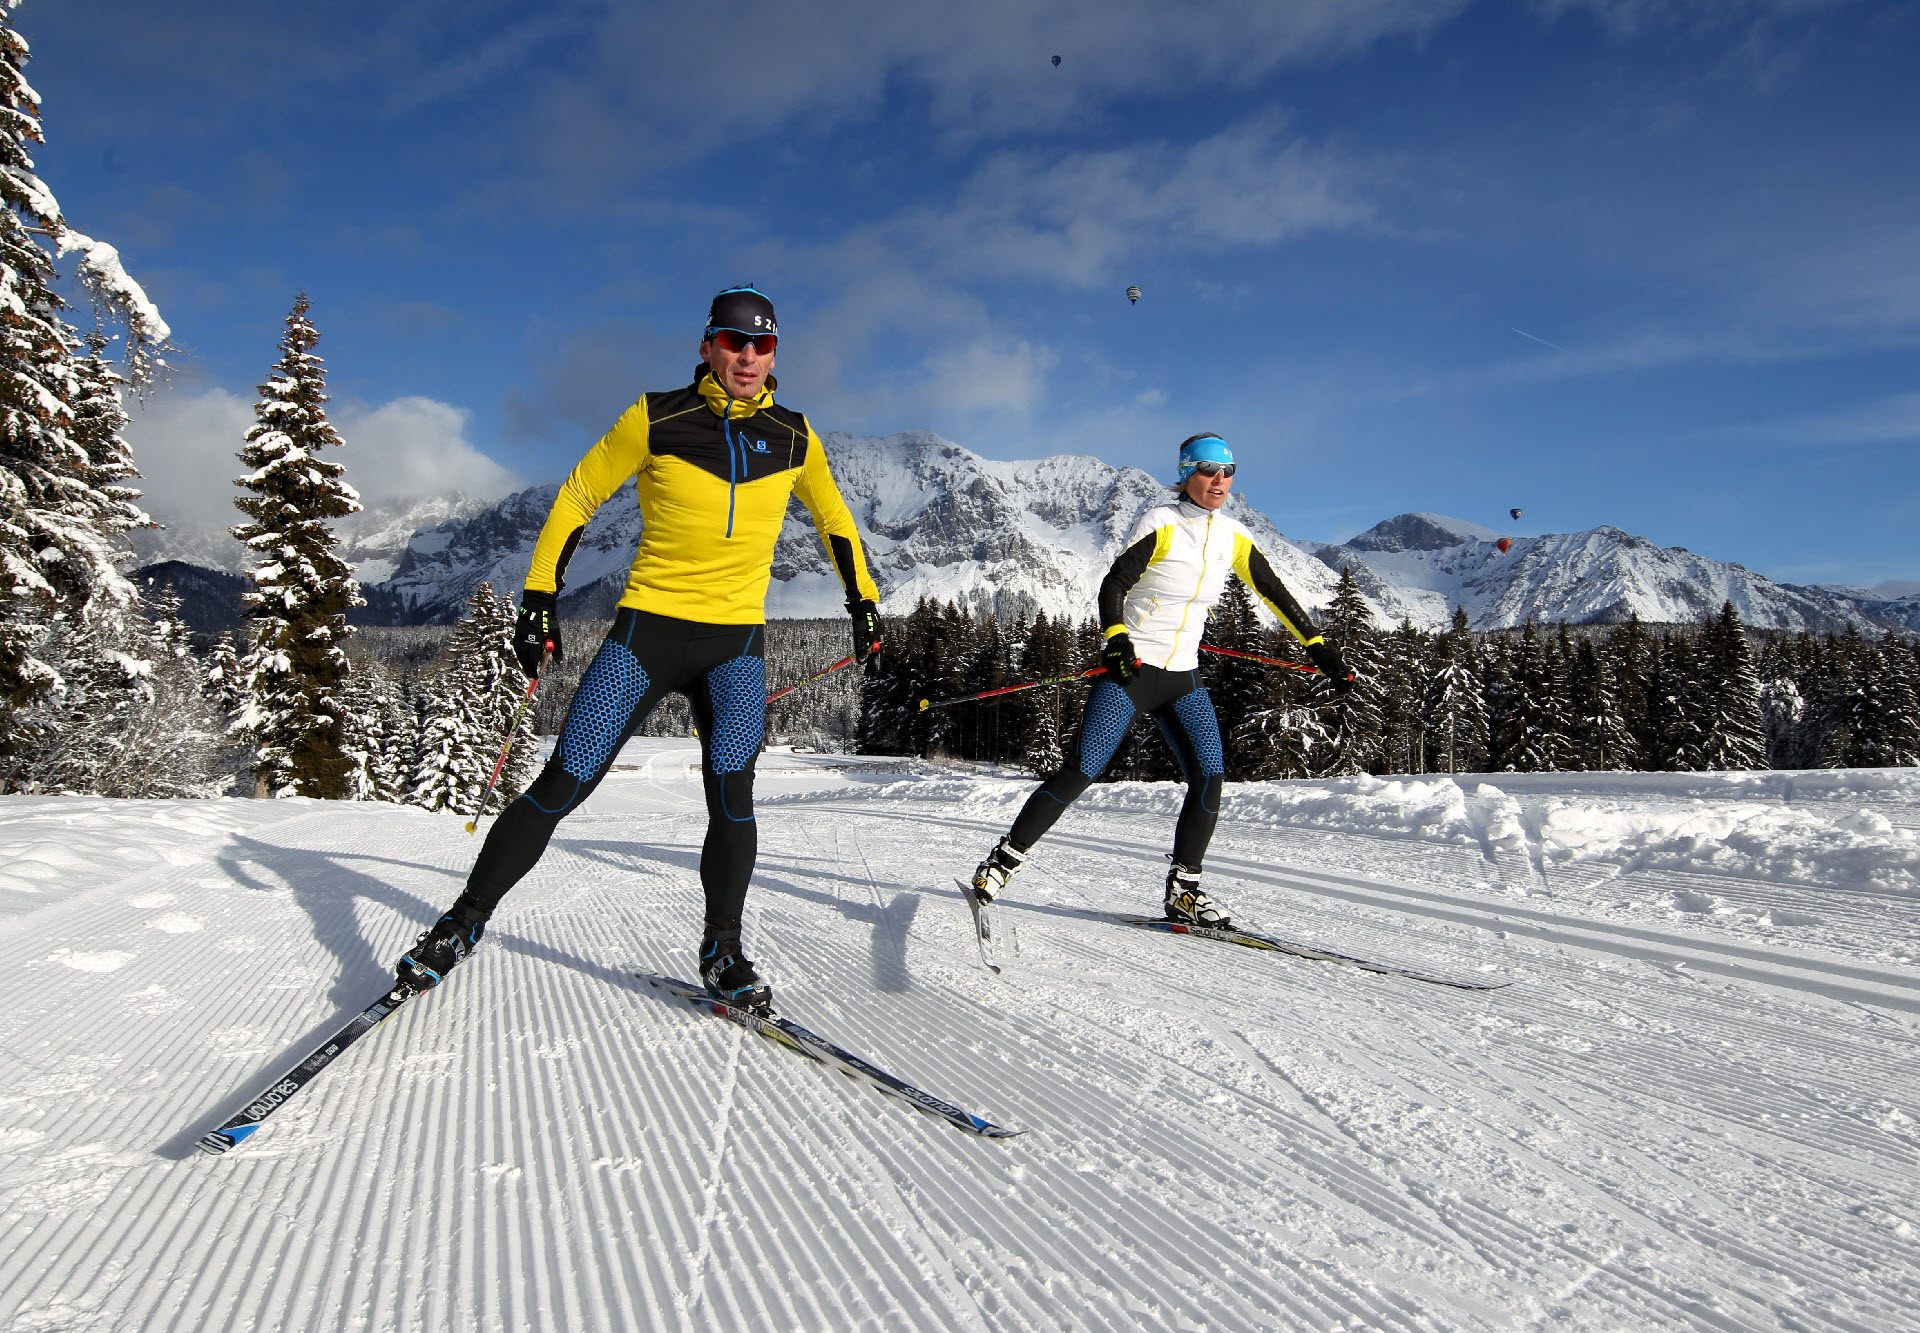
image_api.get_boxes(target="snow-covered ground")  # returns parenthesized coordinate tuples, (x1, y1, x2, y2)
(3, 744, 1917, 1331)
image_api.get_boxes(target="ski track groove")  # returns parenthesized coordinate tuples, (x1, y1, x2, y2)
(789, 913, 1475, 1330)
(775, 910, 1320, 1333)
(800, 799, 1920, 1330)
(3, 777, 1917, 1330)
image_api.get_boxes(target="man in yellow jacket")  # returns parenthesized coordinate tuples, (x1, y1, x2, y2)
(398, 287, 881, 1014)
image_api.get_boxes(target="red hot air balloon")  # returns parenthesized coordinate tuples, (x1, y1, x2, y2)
(1496, 537, 1513, 554)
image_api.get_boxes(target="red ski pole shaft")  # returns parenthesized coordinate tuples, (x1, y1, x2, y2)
(918, 666, 1108, 712)
(1199, 643, 1320, 675)
(466, 651, 547, 834)
(766, 641, 879, 705)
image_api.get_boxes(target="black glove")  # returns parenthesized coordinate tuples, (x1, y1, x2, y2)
(1100, 630, 1138, 685)
(1306, 640, 1353, 695)
(514, 590, 562, 680)
(848, 598, 882, 667)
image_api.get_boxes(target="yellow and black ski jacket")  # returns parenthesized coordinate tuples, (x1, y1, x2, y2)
(526, 369, 879, 624)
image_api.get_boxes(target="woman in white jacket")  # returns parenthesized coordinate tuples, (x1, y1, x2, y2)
(968, 434, 1351, 927)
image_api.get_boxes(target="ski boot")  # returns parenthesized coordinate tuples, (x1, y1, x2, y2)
(968, 835, 1027, 906)
(700, 929, 774, 1015)
(1163, 861, 1232, 930)
(397, 904, 488, 992)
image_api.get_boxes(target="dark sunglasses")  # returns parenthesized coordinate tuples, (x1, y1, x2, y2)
(1192, 461, 1235, 478)
(708, 328, 778, 355)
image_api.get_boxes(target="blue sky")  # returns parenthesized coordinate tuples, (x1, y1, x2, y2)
(22, 0, 1920, 592)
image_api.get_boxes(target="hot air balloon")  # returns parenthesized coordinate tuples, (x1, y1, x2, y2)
(1125, 285, 1142, 304)
(1509, 507, 1523, 521)
(1496, 537, 1513, 554)
(1051, 54, 1062, 67)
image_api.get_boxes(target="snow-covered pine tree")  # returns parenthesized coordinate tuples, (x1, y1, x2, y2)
(1014, 611, 1074, 777)
(29, 586, 225, 797)
(856, 599, 925, 756)
(1844, 634, 1920, 768)
(231, 294, 363, 799)
(1489, 623, 1571, 772)
(339, 656, 416, 803)
(371, 665, 418, 800)
(409, 596, 491, 814)
(101, 590, 226, 797)
(1570, 637, 1636, 772)
(409, 583, 531, 815)
(1695, 602, 1767, 771)
(1377, 619, 1428, 775)
(1230, 633, 1324, 781)
(1796, 633, 1859, 769)
(67, 326, 149, 553)
(1312, 568, 1384, 777)
(966, 614, 1015, 764)
(1607, 614, 1658, 770)
(1424, 607, 1488, 774)
(1545, 626, 1580, 770)
(1647, 635, 1705, 772)
(920, 600, 977, 759)
(1759, 674, 1805, 770)
(1203, 579, 1273, 779)
(205, 632, 243, 716)
(481, 584, 539, 807)
(0, 15, 161, 782)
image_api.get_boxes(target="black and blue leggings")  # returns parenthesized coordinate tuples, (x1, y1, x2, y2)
(460, 608, 765, 931)
(1008, 664, 1226, 868)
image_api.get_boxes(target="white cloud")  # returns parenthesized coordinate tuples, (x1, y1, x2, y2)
(1532, 0, 1855, 39)
(519, 0, 1465, 184)
(911, 337, 1058, 418)
(122, 385, 255, 549)
(332, 396, 522, 507)
(123, 385, 520, 555)
(819, 113, 1385, 292)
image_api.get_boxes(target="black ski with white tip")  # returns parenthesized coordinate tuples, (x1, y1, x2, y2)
(198, 984, 418, 1155)
(955, 877, 1001, 973)
(641, 974, 1023, 1139)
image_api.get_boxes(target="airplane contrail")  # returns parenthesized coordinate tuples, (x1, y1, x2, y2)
(1511, 327, 1567, 353)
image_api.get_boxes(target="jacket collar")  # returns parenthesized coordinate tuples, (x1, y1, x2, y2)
(694, 367, 776, 419)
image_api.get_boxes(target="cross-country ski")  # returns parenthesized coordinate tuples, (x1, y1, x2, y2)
(197, 984, 418, 1154)
(955, 876, 1002, 973)
(642, 973, 1022, 1139)
(1104, 913, 1512, 990)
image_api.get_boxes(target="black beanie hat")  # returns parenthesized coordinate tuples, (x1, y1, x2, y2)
(706, 286, 777, 336)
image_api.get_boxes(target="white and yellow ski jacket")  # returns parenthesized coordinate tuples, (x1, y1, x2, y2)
(1098, 499, 1327, 671)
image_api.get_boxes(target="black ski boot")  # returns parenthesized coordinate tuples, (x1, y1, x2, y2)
(700, 928, 773, 1015)
(968, 835, 1027, 905)
(1163, 861, 1232, 929)
(397, 904, 488, 992)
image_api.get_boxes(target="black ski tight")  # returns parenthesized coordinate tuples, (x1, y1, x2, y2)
(459, 609, 764, 931)
(1008, 665, 1226, 868)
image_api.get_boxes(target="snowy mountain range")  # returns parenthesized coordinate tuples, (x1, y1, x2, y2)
(131, 491, 497, 587)
(139, 431, 1919, 635)
(1306, 512, 1920, 635)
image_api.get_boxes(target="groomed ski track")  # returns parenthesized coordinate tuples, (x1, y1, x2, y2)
(1, 743, 1916, 1331)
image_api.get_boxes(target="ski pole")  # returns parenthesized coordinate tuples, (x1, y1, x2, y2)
(466, 656, 546, 834)
(918, 666, 1108, 712)
(1199, 643, 1320, 675)
(765, 640, 880, 705)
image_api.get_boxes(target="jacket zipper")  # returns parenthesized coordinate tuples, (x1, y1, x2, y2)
(722, 394, 742, 538)
(1164, 511, 1213, 666)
